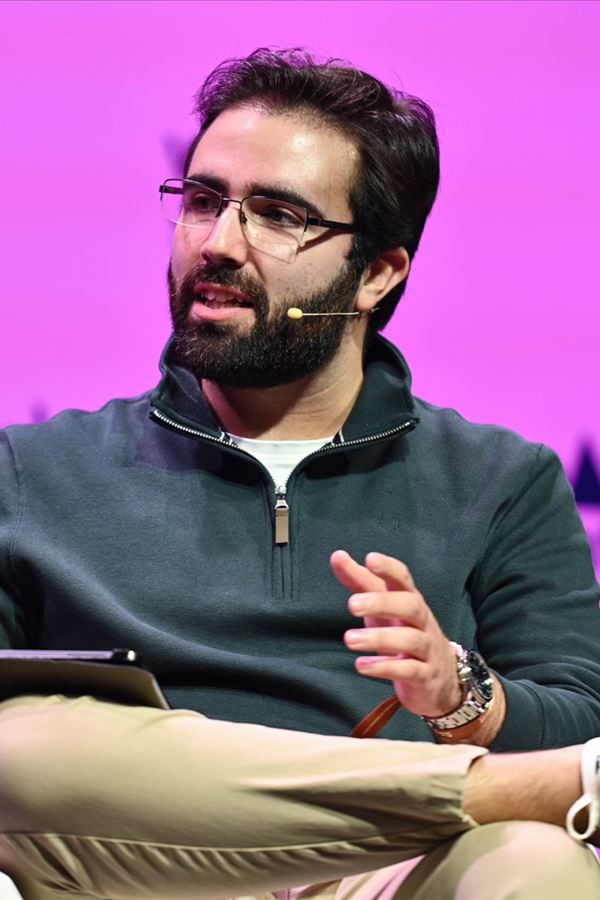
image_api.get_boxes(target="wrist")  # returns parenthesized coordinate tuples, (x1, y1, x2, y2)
(422, 644, 501, 746)
(433, 674, 506, 747)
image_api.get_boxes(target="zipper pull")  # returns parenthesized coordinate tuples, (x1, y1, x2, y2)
(274, 487, 290, 545)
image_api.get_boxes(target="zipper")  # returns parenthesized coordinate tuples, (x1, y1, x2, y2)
(152, 406, 291, 543)
(274, 487, 290, 545)
(274, 417, 416, 497)
(275, 419, 416, 546)
(151, 407, 416, 546)
(263, 418, 417, 546)
(151, 407, 232, 446)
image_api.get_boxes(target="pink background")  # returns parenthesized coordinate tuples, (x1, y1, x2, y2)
(1, 0, 599, 567)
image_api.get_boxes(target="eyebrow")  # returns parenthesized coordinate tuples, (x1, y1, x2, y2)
(185, 172, 327, 221)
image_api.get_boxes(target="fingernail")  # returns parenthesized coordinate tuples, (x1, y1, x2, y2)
(345, 629, 367, 647)
(365, 552, 383, 569)
(356, 657, 377, 670)
(349, 595, 370, 614)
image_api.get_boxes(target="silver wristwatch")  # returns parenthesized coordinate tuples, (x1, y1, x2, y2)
(422, 642, 494, 731)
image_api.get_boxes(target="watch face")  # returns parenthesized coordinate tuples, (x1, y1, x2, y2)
(466, 650, 494, 703)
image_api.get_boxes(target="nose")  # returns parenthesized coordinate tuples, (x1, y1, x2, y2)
(198, 201, 249, 269)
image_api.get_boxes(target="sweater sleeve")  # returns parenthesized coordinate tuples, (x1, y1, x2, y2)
(0, 431, 29, 647)
(470, 443, 600, 751)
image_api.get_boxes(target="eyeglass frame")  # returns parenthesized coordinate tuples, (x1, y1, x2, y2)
(158, 178, 359, 249)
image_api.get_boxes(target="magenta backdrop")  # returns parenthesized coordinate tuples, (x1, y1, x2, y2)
(1, 0, 599, 567)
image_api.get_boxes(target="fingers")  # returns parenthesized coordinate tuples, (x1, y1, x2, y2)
(348, 590, 427, 628)
(330, 549, 387, 594)
(364, 552, 417, 593)
(353, 657, 430, 682)
(345, 624, 430, 658)
(332, 550, 426, 626)
(334, 550, 461, 716)
(330, 550, 418, 595)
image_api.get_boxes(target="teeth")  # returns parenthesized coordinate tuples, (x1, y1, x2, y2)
(200, 288, 241, 304)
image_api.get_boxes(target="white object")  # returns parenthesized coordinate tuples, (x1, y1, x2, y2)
(0, 873, 24, 900)
(566, 737, 600, 841)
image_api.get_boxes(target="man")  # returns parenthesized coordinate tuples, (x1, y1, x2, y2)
(0, 48, 599, 899)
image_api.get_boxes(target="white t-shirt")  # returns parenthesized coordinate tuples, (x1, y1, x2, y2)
(228, 433, 334, 491)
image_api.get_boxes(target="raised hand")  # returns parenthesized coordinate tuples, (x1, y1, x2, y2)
(331, 549, 462, 718)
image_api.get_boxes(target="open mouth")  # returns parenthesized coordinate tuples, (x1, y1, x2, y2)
(194, 285, 253, 309)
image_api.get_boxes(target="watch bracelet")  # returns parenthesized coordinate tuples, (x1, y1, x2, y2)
(422, 642, 494, 732)
(431, 692, 497, 742)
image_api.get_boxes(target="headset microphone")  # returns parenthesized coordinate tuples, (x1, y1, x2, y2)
(287, 308, 360, 320)
(287, 306, 379, 320)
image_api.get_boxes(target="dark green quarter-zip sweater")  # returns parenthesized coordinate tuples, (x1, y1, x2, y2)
(1, 336, 599, 751)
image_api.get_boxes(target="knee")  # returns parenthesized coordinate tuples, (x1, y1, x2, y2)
(404, 822, 600, 900)
(451, 822, 600, 899)
(0, 694, 127, 831)
(0, 696, 75, 829)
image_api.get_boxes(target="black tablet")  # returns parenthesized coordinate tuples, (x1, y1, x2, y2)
(0, 649, 169, 709)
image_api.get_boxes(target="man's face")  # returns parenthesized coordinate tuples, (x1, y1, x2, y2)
(168, 106, 364, 388)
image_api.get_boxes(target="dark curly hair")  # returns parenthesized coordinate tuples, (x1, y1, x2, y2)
(184, 48, 440, 333)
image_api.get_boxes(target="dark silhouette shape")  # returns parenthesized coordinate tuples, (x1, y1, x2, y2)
(572, 443, 600, 506)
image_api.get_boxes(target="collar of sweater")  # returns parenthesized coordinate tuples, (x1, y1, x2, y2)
(149, 334, 419, 445)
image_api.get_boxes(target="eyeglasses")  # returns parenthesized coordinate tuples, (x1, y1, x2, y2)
(159, 178, 357, 263)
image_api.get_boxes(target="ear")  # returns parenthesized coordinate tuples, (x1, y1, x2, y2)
(355, 247, 410, 313)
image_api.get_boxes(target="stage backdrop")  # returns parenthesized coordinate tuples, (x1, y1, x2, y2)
(1, 0, 599, 570)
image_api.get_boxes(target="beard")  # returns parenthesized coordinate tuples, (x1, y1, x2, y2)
(167, 260, 363, 389)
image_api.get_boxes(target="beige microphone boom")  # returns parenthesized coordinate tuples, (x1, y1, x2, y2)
(287, 307, 360, 320)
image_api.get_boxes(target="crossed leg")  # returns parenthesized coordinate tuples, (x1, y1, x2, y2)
(0, 695, 597, 900)
(250, 822, 600, 899)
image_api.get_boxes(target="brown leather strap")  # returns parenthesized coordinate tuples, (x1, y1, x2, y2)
(351, 695, 401, 738)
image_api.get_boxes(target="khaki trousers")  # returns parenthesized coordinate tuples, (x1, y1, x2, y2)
(0, 695, 598, 900)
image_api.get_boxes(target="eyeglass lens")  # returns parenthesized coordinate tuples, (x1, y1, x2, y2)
(160, 180, 309, 262)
